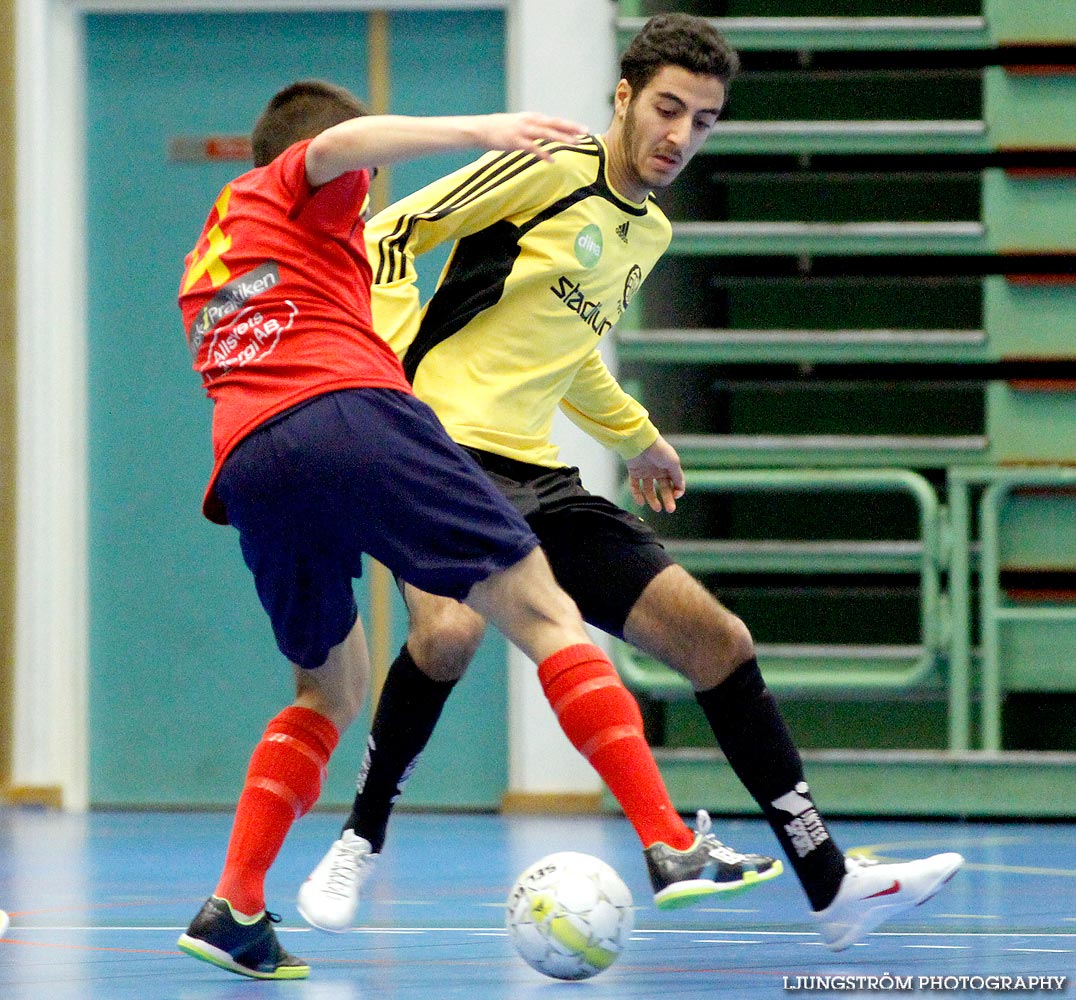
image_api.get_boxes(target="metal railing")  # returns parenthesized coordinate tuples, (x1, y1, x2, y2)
(613, 468, 948, 723)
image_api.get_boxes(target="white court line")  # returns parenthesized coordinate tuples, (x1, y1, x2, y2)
(693, 908, 760, 914)
(801, 942, 829, 947)
(872, 931, 1076, 940)
(9, 925, 1076, 941)
(1007, 948, 1072, 954)
(904, 944, 971, 950)
(801, 941, 868, 948)
(934, 913, 1000, 919)
(327, 929, 425, 935)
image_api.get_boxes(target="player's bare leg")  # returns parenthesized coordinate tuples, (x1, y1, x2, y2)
(464, 547, 586, 663)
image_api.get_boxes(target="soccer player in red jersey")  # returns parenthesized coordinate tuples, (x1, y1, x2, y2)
(175, 80, 775, 981)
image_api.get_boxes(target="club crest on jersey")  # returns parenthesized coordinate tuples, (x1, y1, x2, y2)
(574, 224, 603, 268)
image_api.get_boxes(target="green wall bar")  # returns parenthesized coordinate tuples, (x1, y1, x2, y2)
(987, 0, 1076, 45)
(617, 16, 989, 51)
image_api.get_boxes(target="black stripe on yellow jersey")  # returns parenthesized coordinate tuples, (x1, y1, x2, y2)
(364, 133, 669, 468)
(374, 140, 598, 285)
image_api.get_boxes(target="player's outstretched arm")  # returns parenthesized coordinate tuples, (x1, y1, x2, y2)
(305, 111, 585, 186)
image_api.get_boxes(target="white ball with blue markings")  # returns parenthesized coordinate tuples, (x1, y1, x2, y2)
(506, 851, 634, 980)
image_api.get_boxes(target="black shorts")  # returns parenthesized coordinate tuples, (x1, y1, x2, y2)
(215, 390, 537, 669)
(465, 449, 674, 639)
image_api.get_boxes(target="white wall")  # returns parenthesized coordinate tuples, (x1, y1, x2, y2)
(14, 0, 89, 809)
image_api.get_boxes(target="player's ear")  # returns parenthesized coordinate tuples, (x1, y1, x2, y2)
(613, 79, 633, 119)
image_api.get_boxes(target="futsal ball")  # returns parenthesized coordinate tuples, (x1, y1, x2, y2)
(505, 851, 634, 981)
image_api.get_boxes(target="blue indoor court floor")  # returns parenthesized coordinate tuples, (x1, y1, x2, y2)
(0, 807, 1073, 999)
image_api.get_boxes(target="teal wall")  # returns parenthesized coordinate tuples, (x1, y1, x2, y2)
(85, 10, 509, 807)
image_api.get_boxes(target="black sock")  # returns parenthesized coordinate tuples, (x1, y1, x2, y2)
(344, 644, 457, 853)
(695, 658, 846, 910)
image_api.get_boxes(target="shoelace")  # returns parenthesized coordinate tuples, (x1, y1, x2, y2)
(846, 855, 878, 871)
(325, 844, 366, 897)
(695, 809, 752, 864)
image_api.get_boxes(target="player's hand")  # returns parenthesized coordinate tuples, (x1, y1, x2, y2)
(626, 436, 686, 513)
(477, 112, 587, 160)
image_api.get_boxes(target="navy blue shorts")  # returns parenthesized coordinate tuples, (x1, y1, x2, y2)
(465, 449, 674, 639)
(215, 389, 538, 669)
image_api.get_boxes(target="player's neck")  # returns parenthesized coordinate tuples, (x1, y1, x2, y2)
(601, 130, 650, 205)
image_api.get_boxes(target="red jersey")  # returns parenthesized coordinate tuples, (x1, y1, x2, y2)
(179, 139, 412, 523)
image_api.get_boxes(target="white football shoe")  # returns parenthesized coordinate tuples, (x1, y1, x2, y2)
(297, 830, 378, 933)
(813, 852, 964, 951)
(0, 909, 9, 938)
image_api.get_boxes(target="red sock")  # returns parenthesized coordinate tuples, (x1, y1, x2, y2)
(538, 644, 693, 851)
(214, 705, 339, 915)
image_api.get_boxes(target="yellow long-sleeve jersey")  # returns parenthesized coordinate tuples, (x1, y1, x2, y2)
(366, 134, 669, 468)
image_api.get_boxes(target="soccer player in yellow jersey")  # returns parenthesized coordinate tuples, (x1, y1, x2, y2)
(300, 13, 963, 952)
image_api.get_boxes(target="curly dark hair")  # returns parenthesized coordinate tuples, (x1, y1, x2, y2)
(619, 13, 740, 93)
(251, 80, 370, 167)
